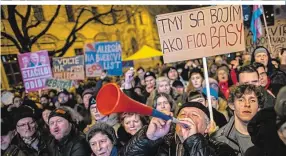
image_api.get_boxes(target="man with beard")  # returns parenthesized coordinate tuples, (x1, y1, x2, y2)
(121, 102, 235, 156)
(48, 108, 91, 156)
(56, 90, 76, 108)
(11, 105, 49, 156)
(212, 84, 264, 156)
(40, 95, 54, 109)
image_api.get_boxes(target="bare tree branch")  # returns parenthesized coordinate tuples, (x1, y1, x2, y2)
(7, 6, 27, 52)
(27, 20, 41, 30)
(22, 6, 31, 37)
(14, 9, 24, 19)
(1, 31, 22, 51)
(31, 5, 61, 45)
(75, 8, 114, 32)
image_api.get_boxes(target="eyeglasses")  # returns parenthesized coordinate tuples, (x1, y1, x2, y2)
(17, 120, 36, 129)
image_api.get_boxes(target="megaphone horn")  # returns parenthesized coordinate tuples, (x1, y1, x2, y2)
(96, 83, 174, 122)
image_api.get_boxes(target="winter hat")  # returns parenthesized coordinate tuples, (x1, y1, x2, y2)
(254, 47, 268, 56)
(13, 105, 36, 127)
(82, 88, 95, 97)
(48, 108, 73, 123)
(144, 71, 156, 80)
(177, 102, 210, 118)
(202, 87, 218, 100)
(86, 123, 117, 145)
(275, 86, 286, 128)
(172, 80, 184, 88)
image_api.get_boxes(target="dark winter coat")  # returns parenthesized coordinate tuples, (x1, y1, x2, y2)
(245, 107, 286, 156)
(9, 133, 50, 156)
(48, 128, 91, 156)
(121, 126, 236, 156)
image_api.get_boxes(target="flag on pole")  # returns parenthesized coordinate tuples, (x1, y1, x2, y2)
(250, 5, 263, 43)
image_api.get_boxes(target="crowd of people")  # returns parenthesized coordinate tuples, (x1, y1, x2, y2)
(1, 46, 286, 156)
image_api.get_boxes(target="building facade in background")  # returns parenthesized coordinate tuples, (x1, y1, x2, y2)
(1, 5, 162, 89)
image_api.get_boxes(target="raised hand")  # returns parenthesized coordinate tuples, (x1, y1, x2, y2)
(146, 112, 172, 141)
(178, 118, 198, 142)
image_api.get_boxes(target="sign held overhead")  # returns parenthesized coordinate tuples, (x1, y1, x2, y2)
(156, 5, 245, 63)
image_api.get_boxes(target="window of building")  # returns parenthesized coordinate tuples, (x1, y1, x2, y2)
(112, 11, 117, 24)
(32, 5, 45, 21)
(91, 7, 98, 16)
(74, 48, 83, 55)
(138, 11, 143, 25)
(126, 10, 131, 24)
(65, 5, 75, 22)
(1, 54, 22, 86)
(131, 38, 139, 54)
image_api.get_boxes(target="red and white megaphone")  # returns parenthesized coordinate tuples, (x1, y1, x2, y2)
(96, 83, 183, 124)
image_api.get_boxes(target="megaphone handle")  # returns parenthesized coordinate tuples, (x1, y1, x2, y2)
(151, 109, 172, 121)
(151, 109, 189, 129)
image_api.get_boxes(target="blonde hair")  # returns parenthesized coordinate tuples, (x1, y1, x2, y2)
(156, 77, 170, 88)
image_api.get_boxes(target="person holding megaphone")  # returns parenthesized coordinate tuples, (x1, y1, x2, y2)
(120, 102, 236, 156)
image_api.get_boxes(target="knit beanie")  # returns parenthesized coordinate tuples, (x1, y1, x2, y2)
(48, 108, 73, 123)
(86, 123, 117, 145)
(177, 102, 210, 119)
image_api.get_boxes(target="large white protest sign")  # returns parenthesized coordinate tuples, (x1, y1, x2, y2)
(156, 5, 245, 63)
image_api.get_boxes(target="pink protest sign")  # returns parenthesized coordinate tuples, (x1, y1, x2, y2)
(18, 50, 53, 92)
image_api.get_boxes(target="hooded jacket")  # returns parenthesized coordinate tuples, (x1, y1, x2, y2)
(251, 46, 275, 76)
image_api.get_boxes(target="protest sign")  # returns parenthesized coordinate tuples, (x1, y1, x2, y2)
(18, 50, 52, 92)
(156, 5, 245, 63)
(85, 41, 122, 76)
(245, 19, 286, 57)
(53, 55, 85, 80)
(85, 43, 103, 77)
(45, 78, 73, 90)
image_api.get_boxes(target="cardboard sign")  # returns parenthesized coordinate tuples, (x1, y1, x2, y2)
(18, 50, 53, 92)
(85, 41, 122, 76)
(45, 78, 73, 90)
(245, 19, 286, 57)
(52, 55, 85, 80)
(85, 43, 103, 77)
(156, 5, 245, 63)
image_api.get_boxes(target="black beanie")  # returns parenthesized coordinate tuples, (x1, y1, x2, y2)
(177, 102, 210, 119)
(48, 108, 72, 123)
(144, 71, 156, 80)
(13, 105, 36, 128)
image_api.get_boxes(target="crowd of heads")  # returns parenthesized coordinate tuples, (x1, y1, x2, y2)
(1, 47, 286, 156)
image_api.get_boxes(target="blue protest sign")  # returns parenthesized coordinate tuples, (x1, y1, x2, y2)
(85, 41, 122, 76)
